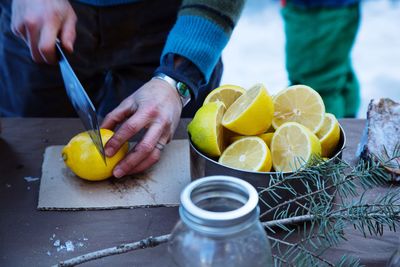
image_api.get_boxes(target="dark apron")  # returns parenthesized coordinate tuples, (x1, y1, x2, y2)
(0, 0, 222, 117)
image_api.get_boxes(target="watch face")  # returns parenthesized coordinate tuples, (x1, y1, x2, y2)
(177, 82, 191, 107)
(177, 82, 190, 97)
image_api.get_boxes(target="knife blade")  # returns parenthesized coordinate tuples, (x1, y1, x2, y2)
(56, 41, 107, 165)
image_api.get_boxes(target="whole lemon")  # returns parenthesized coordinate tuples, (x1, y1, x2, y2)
(62, 129, 129, 181)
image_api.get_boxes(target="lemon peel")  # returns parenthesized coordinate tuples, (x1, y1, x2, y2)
(188, 101, 226, 157)
(62, 129, 129, 181)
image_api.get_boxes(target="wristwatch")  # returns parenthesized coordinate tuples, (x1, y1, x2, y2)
(153, 73, 191, 107)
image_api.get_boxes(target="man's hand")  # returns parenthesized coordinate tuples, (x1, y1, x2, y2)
(101, 78, 183, 177)
(11, 0, 77, 64)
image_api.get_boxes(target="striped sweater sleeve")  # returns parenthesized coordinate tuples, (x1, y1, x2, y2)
(161, 0, 246, 82)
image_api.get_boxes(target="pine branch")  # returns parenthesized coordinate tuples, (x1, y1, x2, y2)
(268, 236, 335, 266)
(259, 155, 393, 220)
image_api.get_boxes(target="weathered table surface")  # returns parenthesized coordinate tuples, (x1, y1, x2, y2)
(0, 118, 398, 266)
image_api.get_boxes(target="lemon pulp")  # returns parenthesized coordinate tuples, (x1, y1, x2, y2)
(272, 85, 325, 133)
(271, 122, 321, 172)
(219, 136, 272, 172)
(203, 84, 246, 109)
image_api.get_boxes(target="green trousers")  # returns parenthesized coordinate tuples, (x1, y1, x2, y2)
(282, 3, 361, 118)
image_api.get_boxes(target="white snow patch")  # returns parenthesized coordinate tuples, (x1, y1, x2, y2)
(221, 0, 400, 118)
(53, 240, 61, 247)
(65, 241, 75, 252)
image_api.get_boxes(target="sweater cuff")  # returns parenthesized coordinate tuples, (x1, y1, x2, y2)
(161, 15, 229, 83)
(154, 53, 204, 102)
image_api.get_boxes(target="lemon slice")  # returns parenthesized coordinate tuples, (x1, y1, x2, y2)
(203, 84, 246, 109)
(271, 122, 321, 172)
(222, 83, 274, 135)
(219, 136, 272, 172)
(316, 113, 341, 158)
(188, 101, 226, 157)
(272, 85, 325, 133)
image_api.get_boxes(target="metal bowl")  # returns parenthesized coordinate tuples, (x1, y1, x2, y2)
(190, 125, 346, 221)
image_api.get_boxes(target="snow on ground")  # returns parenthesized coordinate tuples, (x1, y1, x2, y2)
(221, 0, 400, 118)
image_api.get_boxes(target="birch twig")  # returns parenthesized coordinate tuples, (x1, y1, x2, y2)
(55, 234, 170, 267)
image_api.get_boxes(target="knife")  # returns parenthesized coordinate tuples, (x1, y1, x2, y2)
(56, 41, 107, 164)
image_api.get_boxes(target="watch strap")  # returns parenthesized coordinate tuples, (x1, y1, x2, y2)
(154, 53, 205, 104)
(153, 73, 191, 107)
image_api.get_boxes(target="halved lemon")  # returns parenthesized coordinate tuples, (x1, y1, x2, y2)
(272, 85, 325, 133)
(188, 101, 226, 157)
(222, 83, 274, 135)
(203, 84, 246, 109)
(229, 132, 274, 149)
(271, 122, 321, 172)
(219, 136, 272, 172)
(316, 113, 341, 158)
(229, 135, 245, 144)
(258, 132, 274, 148)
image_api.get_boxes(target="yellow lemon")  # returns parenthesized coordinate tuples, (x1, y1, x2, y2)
(272, 85, 325, 133)
(203, 84, 246, 109)
(258, 132, 274, 148)
(271, 122, 321, 172)
(188, 101, 226, 157)
(229, 132, 274, 149)
(62, 129, 129, 181)
(229, 135, 245, 144)
(316, 113, 341, 158)
(222, 83, 274, 135)
(219, 136, 272, 172)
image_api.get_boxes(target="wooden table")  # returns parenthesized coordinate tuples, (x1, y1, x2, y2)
(0, 118, 398, 266)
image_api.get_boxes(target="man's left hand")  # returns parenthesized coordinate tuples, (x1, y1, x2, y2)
(101, 78, 182, 177)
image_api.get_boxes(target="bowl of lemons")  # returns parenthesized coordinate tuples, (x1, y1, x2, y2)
(188, 83, 346, 218)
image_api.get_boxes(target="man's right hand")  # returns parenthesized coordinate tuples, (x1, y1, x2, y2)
(11, 0, 77, 64)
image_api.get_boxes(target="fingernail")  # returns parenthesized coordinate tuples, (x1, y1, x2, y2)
(105, 147, 114, 157)
(114, 167, 124, 178)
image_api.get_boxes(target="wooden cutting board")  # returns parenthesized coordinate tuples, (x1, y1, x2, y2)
(38, 139, 190, 210)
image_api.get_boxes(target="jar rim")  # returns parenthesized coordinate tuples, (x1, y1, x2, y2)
(180, 176, 259, 223)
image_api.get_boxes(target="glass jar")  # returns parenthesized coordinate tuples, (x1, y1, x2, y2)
(168, 175, 273, 267)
